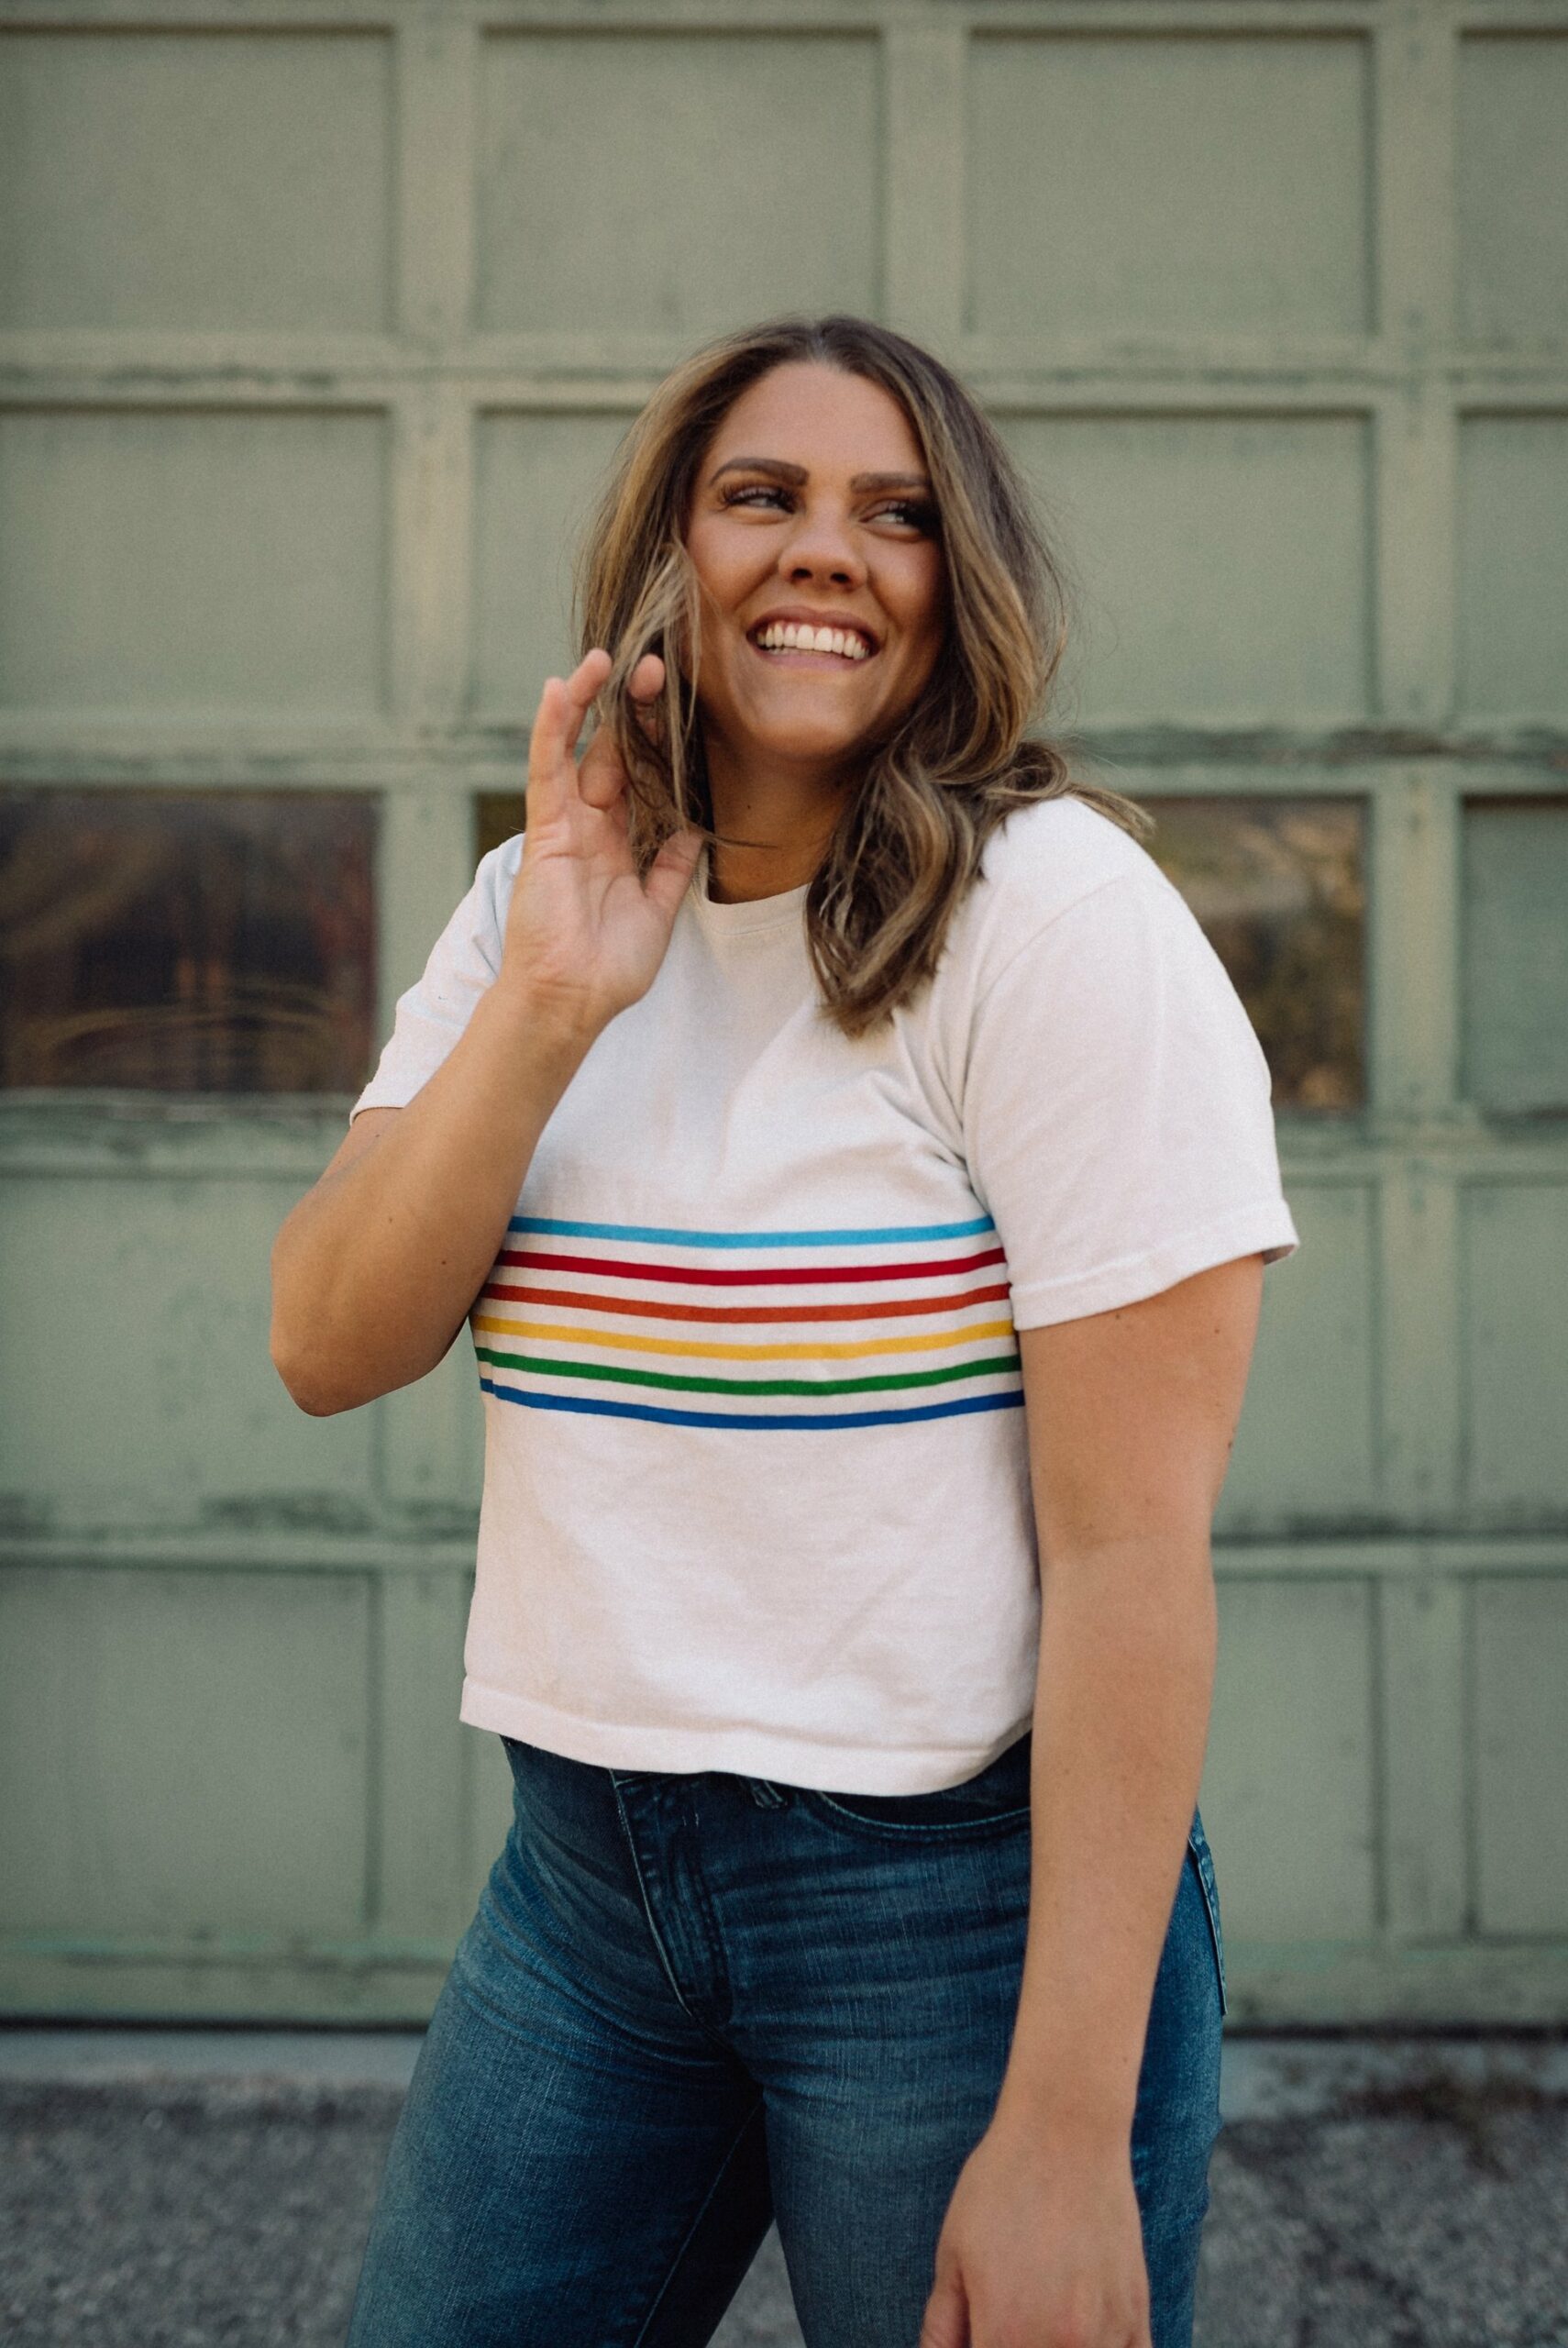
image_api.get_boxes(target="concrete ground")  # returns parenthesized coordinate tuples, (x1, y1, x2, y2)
(3, 2029, 1566, 2347)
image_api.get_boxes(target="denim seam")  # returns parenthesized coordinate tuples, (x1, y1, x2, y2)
(1186, 1832, 1229, 2019)
(1141, 2176, 1215, 2253)
(625, 2096, 767, 2348)
(806, 1789, 1032, 1840)
(609, 1778, 734, 2049)
(682, 1791, 737, 2032)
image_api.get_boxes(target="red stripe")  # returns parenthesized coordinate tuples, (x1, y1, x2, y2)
(480, 1279, 1014, 1326)
(493, 1246, 1008, 1289)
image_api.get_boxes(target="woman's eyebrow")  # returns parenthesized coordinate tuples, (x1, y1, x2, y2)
(709, 457, 806, 486)
(708, 457, 933, 493)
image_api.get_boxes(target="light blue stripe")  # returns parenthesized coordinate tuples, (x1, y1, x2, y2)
(480, 1377, 1023, 1432)
(507, 1213, 998, 1248)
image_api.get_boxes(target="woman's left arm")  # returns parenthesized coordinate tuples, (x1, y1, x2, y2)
(921, 1250, 1264, 2348)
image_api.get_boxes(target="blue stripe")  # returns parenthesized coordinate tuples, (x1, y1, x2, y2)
(507, 1213, 998, 1248)
(480, 1377, 1023, 1432)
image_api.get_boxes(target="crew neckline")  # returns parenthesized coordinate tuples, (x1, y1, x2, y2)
(690, 846, 811, 936)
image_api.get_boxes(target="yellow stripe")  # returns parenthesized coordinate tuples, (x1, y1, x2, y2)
(469, 1313, 1017, 1365)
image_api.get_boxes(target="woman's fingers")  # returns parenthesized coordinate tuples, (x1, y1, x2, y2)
(624, 649, 668, 748)
(529, 645, 668, 823)
(554, 648, 614, 763)
(525, 679, 577, 817)
(578, 648, 668, 808)
(525, 649, 613, 817)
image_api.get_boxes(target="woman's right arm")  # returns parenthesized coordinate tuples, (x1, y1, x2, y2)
(268, 985, 597, 1416)
(269, 647, 702, 1416)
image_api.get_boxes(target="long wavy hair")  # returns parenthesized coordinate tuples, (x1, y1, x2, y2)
(574, 314, 1149, 1038)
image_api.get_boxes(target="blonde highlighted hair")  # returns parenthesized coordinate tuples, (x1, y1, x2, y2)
(575, 314, 1149, 1037)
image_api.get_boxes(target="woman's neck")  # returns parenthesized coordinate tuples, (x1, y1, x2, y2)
(702, 740, 853, 903)
(705, 844, 820, 903)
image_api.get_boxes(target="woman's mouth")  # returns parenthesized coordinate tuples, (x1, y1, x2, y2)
(746, 619, 876, 665)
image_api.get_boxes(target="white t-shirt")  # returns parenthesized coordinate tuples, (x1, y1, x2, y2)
(351, 794, 1298, 1793)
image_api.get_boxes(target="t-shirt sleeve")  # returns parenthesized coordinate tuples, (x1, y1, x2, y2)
(960, 865, 1300, 1329)
(348, 848, 507, 1122)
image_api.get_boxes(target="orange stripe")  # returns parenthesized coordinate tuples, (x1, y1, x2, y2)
(479, 1279, 1014, 1327)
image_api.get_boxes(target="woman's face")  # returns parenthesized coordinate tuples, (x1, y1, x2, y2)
(682, 361, 947, 781)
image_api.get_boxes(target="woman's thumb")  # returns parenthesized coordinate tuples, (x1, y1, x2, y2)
(918, 2265, 969, 2348)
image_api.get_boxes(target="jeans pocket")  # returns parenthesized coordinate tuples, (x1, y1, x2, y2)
(1187, 1812, 1229, 2019)
(801, 1731, 1033, 1841)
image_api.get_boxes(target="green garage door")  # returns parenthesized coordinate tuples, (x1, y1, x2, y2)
(1, 3, 1565, 2023)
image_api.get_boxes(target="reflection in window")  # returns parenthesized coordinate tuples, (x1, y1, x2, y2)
(476, 792, 525, 869)
(0, 789, 376, 1091)
(1146, 797, 1365, 1111)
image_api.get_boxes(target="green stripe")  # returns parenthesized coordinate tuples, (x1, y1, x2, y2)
(473, 1346, 1021, 1401)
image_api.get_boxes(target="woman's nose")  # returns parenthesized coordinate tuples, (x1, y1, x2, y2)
(778, 507, 866, 589)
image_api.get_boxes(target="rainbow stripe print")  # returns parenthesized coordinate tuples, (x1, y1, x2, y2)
(470, 1211, 1025, 1432)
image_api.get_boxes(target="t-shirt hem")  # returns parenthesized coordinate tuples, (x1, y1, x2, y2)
(459, 1678, 1029, 1795)
(348, 1082, 417, 1123)
(1008, 1200, 1300, 1331)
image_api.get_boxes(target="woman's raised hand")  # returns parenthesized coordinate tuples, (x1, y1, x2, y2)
(498, 648, 703, 1040)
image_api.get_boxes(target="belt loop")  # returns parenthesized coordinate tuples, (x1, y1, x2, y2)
(745, 1777, 787, 1809)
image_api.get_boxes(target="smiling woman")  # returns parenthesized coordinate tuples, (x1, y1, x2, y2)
(675, 363, 949, 900)
(569, 315, 1148, 1024)
(271, 314, 1298, 2348)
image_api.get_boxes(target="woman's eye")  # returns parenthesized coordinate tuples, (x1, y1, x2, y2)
(721, 484, 792, 512)
(873, 500, 938, 533)
(716, 485, 938, 533)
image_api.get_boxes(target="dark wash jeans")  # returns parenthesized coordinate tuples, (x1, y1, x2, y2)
(345, 1730, 1228, 2348)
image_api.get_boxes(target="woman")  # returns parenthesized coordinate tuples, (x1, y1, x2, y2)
(271, 315, 1297, 2348)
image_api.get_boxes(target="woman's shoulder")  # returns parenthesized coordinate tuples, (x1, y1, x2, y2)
(959, 791, 1170, 955)
(454, 830, 525, 949)
(480, 829, 525, 902)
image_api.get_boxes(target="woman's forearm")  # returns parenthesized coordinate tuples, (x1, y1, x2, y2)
(996, 1529, 1219, 2143)
(270, 980, 596, 1416)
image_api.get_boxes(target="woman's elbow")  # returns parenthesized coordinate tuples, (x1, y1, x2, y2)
(269, 1312, 454, 1415)
(270, 1323, 351, 1416)
(269, 1276, 360, 1413)
(270, 1217, 347, 1412)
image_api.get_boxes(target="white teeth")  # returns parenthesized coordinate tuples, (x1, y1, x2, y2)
(754, 621, 870, 660)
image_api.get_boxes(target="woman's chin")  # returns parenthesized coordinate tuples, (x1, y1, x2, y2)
(728, 708, 877, 769)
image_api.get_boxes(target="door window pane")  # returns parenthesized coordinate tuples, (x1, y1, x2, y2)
(0, 788, 376, 1091)
(1463, 799, 1568, 1115)
(1145, 796, 1365, 1112)
(475, 792, 525, 869)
